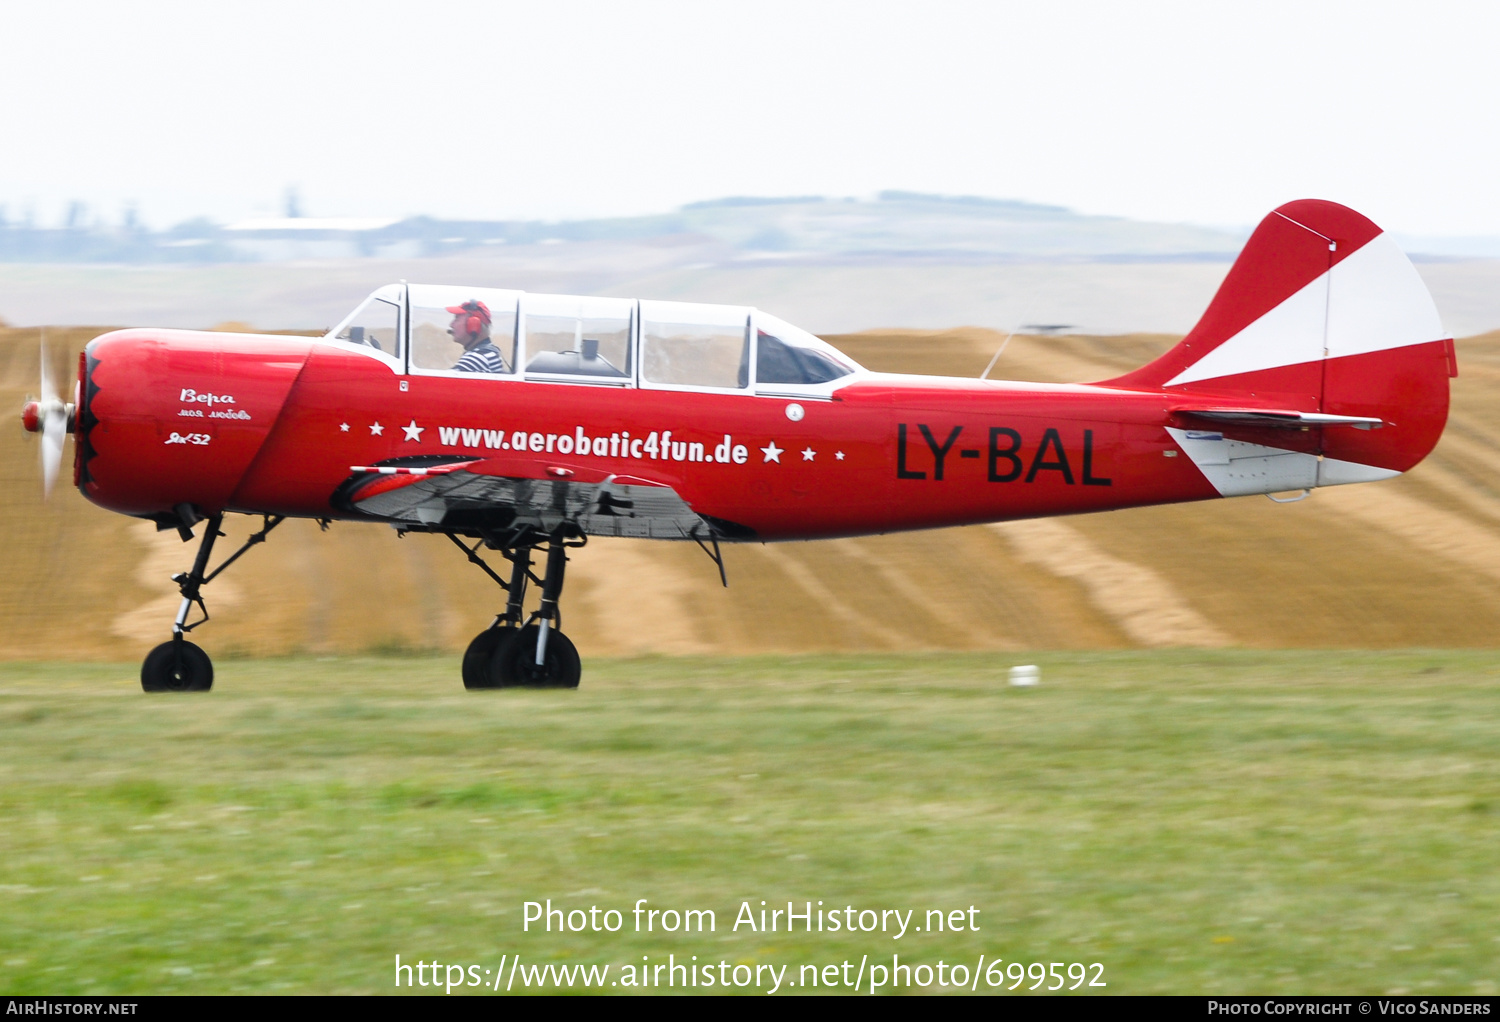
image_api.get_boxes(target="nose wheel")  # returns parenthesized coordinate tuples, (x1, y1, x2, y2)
(141, 639, 214, 692)
(137, 510, 282, 693)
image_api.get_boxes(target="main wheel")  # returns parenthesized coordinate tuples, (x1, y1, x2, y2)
(141, 640, 214, 693)
(461, 626, 515, 690)
(491, 625, 581, 689)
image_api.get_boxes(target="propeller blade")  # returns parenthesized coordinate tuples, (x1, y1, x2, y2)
(35, 331, 72, 500)
(39, 334, 57, 403)
(41, 403, 66, 497)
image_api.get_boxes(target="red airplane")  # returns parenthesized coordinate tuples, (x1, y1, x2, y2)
(21, 199, 1454, 693)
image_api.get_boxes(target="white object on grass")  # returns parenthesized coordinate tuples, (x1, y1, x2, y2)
(1009, 665, 1040, 687)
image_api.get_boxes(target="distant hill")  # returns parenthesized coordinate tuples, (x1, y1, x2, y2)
(0, 193, 1248, 264)
(653, 193, 1248, 259)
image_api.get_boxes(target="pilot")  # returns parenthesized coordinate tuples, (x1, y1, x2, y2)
(449, 299, 507, 373)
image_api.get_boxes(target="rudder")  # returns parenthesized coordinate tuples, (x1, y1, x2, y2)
(1103, 199, 1453, 481)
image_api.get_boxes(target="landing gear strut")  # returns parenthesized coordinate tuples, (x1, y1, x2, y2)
(450, 527, 584, 691)
(139, 511, 283, 693)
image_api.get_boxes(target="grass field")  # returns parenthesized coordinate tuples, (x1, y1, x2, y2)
(0, 651, 1496, 995)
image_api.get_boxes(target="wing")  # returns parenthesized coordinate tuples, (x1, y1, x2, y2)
(330, 458, 731, 539)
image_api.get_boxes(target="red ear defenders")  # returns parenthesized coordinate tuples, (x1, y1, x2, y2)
(447, 299, 493, 337)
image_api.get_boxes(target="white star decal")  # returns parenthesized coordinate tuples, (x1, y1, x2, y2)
(402, 420, 425, 443)
(835, 450, 845, 460)
(369, 422, 384, 436)
(339, 422, 349, 432)
(761, 441, 783, 463)
(801, 447, 816, 461)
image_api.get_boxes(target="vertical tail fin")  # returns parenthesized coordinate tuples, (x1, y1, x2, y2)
(1104, 199, 1453, 477)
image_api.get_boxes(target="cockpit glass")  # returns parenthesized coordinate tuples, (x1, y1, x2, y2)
(641, 301, 750, 390)
(332, 297, 402, 358)
(409, 285, 519, 374)
(524, 294, 632, 379)
(754, 313, 856, 386)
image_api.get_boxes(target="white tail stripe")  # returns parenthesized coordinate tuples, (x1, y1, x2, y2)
(1167, 232, 1445, 388)
(1324, 232, 1446, 359)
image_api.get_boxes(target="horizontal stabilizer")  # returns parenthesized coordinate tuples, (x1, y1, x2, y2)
(1173, 408, 1384, 430)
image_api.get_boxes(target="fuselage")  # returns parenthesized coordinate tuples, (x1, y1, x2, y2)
(75, 222, 1454, 547)
(78, 326, 1223, 541)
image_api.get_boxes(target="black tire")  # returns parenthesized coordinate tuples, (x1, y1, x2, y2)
(461, 627, 514, 690)
(141, 640, 214, 693)
(491, 625, 581, 689)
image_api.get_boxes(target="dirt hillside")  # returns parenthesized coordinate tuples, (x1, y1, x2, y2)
(4, 325, 1500, 660)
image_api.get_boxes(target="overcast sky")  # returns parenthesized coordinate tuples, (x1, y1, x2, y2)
(1, 0, 1495, 235)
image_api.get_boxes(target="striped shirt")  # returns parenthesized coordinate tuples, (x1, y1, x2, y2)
(454, 341, 507, 374)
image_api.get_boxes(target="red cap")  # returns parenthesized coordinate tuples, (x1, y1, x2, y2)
(445, 299, 492, 327)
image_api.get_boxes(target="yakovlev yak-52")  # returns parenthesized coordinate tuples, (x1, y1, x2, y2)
(21, 200, 1454, 691)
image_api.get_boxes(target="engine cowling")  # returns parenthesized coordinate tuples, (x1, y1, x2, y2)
(79, 329, 312, 519)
